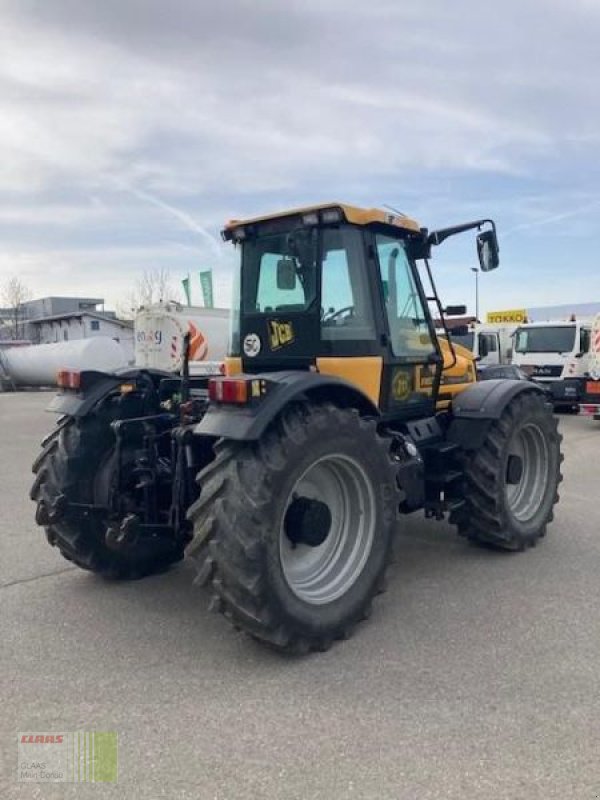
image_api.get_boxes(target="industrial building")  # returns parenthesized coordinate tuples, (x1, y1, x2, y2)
(0, 296, 133, 359)
(526, 302, 600, 322)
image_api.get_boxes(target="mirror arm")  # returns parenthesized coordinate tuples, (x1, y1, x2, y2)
(428, 219, 497, 247)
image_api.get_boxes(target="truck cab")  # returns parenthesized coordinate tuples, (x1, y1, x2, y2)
(578, 312, 600, 419)
(448, 323, 513, 369)
(512, 320, 592, 407)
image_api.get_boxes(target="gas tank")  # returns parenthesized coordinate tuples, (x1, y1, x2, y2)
(134, 303, 229, 374)
(1, 337, 128, 386)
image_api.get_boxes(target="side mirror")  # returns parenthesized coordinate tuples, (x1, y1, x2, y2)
(477, 229, 500, 272)
(445, 304, 467, 316)
(478, 334, 489, 358)
(276, 258, 297, 291)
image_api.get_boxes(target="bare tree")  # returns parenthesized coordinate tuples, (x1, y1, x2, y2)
(2, 276, 31, 340)
(117, 268, 181, 319)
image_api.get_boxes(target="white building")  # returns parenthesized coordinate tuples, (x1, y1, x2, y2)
(28, 311, 134, 362)
(527, 302, 600, 322)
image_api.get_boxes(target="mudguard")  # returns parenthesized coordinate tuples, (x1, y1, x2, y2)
(478, 364, 531, 381)
(194, 371, 379, 441)
(46, 368, 168, 418)
(447, 378, 548, 450)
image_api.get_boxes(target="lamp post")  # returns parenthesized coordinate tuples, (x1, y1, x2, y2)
(471, 267, 479, 322)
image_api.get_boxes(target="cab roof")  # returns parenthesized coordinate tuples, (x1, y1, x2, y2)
(223, 202, 422, 235)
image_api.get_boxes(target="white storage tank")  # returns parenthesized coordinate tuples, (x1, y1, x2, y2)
(1, 337, 128, 387)
(134, 302, 229, 375)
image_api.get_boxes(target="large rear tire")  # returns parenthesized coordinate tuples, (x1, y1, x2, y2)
(452, 392, 562, 550)
(187, 403, 400, 653)
(31, 416, 185, 578)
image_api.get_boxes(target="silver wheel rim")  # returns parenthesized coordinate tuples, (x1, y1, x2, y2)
(505, 422, 549, 522)
(279, 454, 376, 605)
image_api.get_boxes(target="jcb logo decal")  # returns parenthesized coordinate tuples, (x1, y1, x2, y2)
(269, 321, 294, 350)
(392, 369, 412, 401)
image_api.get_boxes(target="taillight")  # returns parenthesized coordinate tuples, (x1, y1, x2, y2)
(56, 369, 81, 390)
(208, 377, 249, 404)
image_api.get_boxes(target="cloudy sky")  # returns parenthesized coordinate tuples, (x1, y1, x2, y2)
(1, 0, 599, 315)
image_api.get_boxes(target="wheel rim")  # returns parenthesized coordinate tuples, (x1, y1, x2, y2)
(279, 454, 376, 605)
(505, 422, 549, 522)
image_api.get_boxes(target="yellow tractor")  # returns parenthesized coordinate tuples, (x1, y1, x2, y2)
(31, 202, 562, 654)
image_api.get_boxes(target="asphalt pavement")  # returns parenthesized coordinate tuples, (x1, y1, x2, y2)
(1, 393, 600, 799)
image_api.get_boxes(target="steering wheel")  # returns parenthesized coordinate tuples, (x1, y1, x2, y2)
(323, 306, 355, 324)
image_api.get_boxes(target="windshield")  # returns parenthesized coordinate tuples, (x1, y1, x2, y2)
(241, 228, 317, 314)
(514, 325, 576, 354)
(449, 332, 474, 351)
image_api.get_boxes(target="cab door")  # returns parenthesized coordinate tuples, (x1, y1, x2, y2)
(372, 232, 440, 419)
(316, 226, 384, 406)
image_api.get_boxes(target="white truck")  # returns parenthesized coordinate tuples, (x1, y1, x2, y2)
(134, 302, 229, 375)
(511, 319, 592, 407)
(448, 323, 515, 368)
(578, 312, 600, 419)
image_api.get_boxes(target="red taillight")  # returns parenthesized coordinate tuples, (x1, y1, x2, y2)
(57, 369, 81, 390)
(208, 377, 248, 404)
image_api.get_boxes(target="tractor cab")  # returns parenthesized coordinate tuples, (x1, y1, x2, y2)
(222, 202, 498, 419)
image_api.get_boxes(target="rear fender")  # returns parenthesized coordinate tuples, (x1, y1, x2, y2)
(447, 379, 548, 451)
(46, 368, 168, 418)
(194, 371, 379, 441)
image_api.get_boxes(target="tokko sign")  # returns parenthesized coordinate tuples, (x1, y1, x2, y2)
(486, 309, 528, 324)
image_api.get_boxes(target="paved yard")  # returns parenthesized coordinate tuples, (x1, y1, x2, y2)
(1, 393, 599, 799)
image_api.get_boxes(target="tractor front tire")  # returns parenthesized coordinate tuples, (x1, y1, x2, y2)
(452, 391, 562, 550)
(31, 416, 185, 578)
(187, 402, 400, 653)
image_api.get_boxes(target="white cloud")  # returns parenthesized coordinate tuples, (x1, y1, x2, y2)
(0, 0, 598, 313)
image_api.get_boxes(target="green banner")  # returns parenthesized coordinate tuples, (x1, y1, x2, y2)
(199, 270, 214, 308)
(181, 276, 191, 306)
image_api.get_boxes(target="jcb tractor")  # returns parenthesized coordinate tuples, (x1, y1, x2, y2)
(31, 203, 562, 653)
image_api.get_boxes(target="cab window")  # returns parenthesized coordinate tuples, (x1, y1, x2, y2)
(482, 334, 497, 352)
(320, 228, 376, 341)
(580, 328, 591, 354)
(375, 235, 436, 360)
(242, 230, 317, 313)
